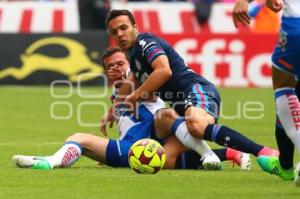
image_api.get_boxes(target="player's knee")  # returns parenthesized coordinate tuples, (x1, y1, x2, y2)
(186, 120, 205, 139)
(273, 81, 296, 90)
(206, 116, 215, 125)
(66, 133, 86, 144)
(154, 109, 179, 139)
(157, 109, 177, 120)
(186, 116, 214, 139)
(272, 67, 296, 90)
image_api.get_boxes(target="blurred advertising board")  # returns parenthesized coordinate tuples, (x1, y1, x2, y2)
(0, 1, 79, 33)
(112, 2, 279, 34)
(158, 33, 276, 87)
(0, 32, 108, 85)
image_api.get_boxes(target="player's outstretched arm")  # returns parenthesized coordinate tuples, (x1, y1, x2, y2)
(126, 55, 172, 105)
(99, 107, 114, 136)
(232, 0, 251, 28)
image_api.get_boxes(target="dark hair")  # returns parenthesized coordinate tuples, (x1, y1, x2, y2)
(101, 47, 123, 68)
(105, 9, 136, 30)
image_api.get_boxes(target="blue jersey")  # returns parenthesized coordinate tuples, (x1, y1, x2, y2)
(129, 33, 213, 103)
(271, 0, 300, 79)
(106, 99, 166, 167)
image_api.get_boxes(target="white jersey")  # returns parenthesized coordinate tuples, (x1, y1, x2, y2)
(112, 67, 166, 139)
(283, 0, 300, 17)
(117, 98, 165, 139)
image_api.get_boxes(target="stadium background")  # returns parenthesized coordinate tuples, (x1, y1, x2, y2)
(1, 1, 300, 198)
(0, 0, 278, 87)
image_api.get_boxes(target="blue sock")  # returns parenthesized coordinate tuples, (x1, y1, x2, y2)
(64, 141, 83, 152)
(204, 124, 264, 155)
(212, 148, 227, 162)
(275, 119, 294, 170)
(171, 117, 185, 134)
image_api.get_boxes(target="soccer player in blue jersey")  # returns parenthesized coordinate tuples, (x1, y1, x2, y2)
(232, 0, 300, 185)
(12, 47, 250, 170)
(105, 9, 279, 167)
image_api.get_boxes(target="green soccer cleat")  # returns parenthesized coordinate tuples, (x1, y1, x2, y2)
(257, 155, 296, 181)
(31, 158, 52, 170)
(12, 155, 52, 170)
(295, 162, 300, 186)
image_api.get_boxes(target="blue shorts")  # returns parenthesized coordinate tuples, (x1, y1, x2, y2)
(106, 139, 132, 167)
(272, 18, 300, 79)
(175, 151, 201, 169)
(105, 105, 160, 167)
(173, 82, 221, 121)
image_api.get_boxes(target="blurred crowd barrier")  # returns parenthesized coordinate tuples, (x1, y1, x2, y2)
(0, 1, 279, 87)
(0, 1, 79, 33)
(0, 1, 279, 33)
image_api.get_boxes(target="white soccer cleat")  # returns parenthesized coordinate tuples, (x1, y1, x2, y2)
(201, 151, 222, 170)
(295, 162, 300, 187)
(12, 155, 37, 168)
(239, 153, 252, 171)
(12, 155, 52, 170)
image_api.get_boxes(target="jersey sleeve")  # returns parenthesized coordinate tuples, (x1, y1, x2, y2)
(140, 37, 166, 65)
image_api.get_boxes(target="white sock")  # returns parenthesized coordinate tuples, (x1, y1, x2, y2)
(275, 87, 300, 154)
(172, 119, 213, 156)
(45, 141, 82, 168)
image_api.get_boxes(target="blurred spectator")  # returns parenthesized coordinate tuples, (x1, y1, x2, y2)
(219, 0, 234, 2)
(248, 0, 280, 33)
(159, 0, 186, 1)
(0, 0, 68, 1)
(193, 0, 217, 25)
(78, 0, 110, 30)
(120, 0, 186, 2)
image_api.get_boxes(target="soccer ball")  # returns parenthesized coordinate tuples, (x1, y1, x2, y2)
(128, 138, 166, 174)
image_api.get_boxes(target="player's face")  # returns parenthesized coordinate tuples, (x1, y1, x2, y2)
(108, 15, 138, 51)
(103, 51, 129, 83)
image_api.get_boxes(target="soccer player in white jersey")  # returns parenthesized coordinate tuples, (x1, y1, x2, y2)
(232, 0, 300, 185)
(12, 47, 251, 171)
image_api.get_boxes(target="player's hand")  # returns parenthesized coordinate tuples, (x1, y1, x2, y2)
(140, 93, 157, 102)
(125, 91, 157, 107)
(125, 91, 138, 107)
(107, 66, 124, 83)
(232, 0, 251, 28)
(266, 0, 283, 12)
(99, 108, 114, 136)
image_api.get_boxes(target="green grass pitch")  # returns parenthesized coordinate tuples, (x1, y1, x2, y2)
(0, 86, 300, 199)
